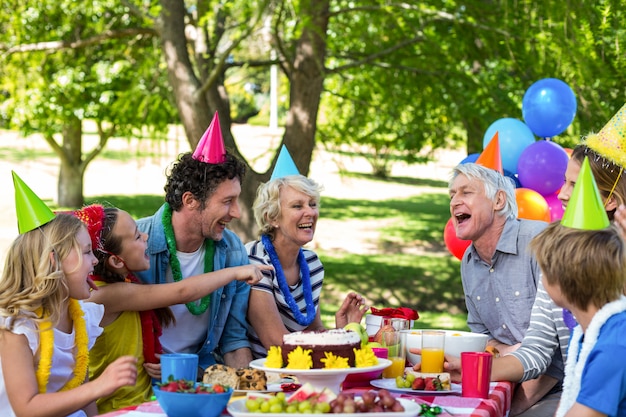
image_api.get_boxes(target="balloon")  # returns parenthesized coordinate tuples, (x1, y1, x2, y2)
(517, 140, 568, 196)
(483, 118, 535, 174)
(503, 169, 522, 188)
(544, 192, 564, 222)
(522, 78, 577, 138)
(564, 147, 573, 158)
(460, 153, 479, 164)
(443, 217, 471, 260)
(515, 188, 551, 222)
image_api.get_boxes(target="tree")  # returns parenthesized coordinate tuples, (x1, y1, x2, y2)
(1, 0, 176, 206)
(2, 0, 625, 240)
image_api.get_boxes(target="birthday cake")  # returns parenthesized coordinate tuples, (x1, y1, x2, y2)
(281, 329, 362, 369)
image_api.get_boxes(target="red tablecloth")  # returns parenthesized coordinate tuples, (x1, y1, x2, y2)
(97, 381, 513, 417)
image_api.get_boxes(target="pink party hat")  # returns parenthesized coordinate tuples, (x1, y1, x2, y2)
(476, 132, 503, 174)
(560, 156, 610, 230)
(12, 171, 56, 234)
(270, 145, 300, 180)
(192, 111, 226, 163)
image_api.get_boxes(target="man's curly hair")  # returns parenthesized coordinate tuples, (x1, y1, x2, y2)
(164, 152, 247, 211)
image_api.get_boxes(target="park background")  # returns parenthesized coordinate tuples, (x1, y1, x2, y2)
(2, 1, 625, 330)
(0, 124, 468, 329)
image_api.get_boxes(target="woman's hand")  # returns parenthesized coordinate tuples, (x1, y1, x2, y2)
(335, 292, 369, 328)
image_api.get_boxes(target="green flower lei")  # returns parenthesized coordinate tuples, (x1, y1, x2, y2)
(162, 203, 214, 315)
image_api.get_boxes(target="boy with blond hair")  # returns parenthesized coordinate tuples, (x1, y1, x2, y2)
(529, 157, 626, 417)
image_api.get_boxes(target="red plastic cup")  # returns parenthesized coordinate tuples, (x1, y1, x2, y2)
(461, 352, 492, 398)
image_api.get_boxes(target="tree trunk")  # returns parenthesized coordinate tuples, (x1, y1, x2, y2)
(239, 0, 330, 242)
(58, 117, 85, 207)
(159, 0, 330, 242)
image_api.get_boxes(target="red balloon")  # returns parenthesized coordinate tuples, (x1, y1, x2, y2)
(515, 188, 551, 222)
(443, 217, 472, 260)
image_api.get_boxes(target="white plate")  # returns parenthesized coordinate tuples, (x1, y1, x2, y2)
(234, 383, 283, 394)
(249, 358, 392, 394)
(227, 396, 421, 417)
(370, 378, 461, 395)
(249, 358, 391, 376)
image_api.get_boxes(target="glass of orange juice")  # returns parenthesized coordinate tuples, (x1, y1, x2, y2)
(421, 330, 445, 373)
(381, 329, 406, 379)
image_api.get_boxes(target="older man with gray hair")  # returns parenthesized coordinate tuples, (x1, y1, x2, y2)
(448, 163, 559, 417)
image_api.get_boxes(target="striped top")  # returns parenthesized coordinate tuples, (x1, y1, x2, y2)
(245, 240, 324, 359)
(508, 279, 570, 382)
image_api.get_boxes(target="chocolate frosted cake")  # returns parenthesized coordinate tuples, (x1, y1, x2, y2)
(281, 329, 361, 368)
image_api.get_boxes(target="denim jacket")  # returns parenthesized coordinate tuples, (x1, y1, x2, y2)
(135, 204, 251, 370)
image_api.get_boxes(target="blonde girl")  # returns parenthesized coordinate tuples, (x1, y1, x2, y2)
(0, 213, 137, 417)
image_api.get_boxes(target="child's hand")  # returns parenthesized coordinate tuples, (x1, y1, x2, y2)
(144, 358, 162, 380)
(98, 355, 137, 396)
(236, 264, 274, 285)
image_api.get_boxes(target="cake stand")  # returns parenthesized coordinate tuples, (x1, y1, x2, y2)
(249, 358, 391, 394)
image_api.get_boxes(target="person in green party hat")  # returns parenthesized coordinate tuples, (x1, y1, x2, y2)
(560, 103, 626, 224)
(0, 173, 138, 417)
(135, 111, 255, 372)
(245, 145, 369, 360)
(528, 156, 626, 417)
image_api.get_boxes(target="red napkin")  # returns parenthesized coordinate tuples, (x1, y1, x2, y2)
(370, 307, 419, 320)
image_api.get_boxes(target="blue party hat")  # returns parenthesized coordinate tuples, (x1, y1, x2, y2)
(270, 145, 300, 180)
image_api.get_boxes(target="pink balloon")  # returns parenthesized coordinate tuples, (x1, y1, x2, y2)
(544, 193, 564, 222)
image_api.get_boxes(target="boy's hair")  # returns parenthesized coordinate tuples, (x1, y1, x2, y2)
(530, 221, 626, 311)
(0, 214, 84, 330)
(165, 152, 247, 211)
(253, 175, 323, 238)
(449, 163, 518, 220)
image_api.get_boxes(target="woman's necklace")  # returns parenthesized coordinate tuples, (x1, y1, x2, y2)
(556, 296, 626, 417)
(36, 299, 89, 393)
(162, 204, 214, 315)
(261, 234, 316, 326)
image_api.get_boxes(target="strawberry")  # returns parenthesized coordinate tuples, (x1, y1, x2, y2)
(412, 377, 426, 390)
(213, 384, 226, 393)
(424, 377, 437, 391)
(424, 376, 444, 391)
(160, 381, 179, 392)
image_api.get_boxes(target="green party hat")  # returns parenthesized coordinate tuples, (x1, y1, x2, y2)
(270, 145, 300, 180)
(12, 171, 56, 234)
(560, 157, 610, 230)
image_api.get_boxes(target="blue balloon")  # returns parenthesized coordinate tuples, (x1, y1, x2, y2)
(503, 169, 522, 188)
(460, 153, 479, 164)
(483, 118, 536, 174)
(522, 78, 577, 138)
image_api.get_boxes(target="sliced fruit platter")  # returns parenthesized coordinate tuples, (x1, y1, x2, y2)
(227, 383, 421, 416)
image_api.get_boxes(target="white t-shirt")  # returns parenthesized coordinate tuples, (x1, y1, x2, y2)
(0, 301, 104, 417)
(160, 245, 211, 354)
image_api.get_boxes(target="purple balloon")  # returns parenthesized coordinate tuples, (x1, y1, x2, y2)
(517, 141, 568, 196)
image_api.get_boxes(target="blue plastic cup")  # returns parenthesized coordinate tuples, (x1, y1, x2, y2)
(161, 353, 199, 383)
